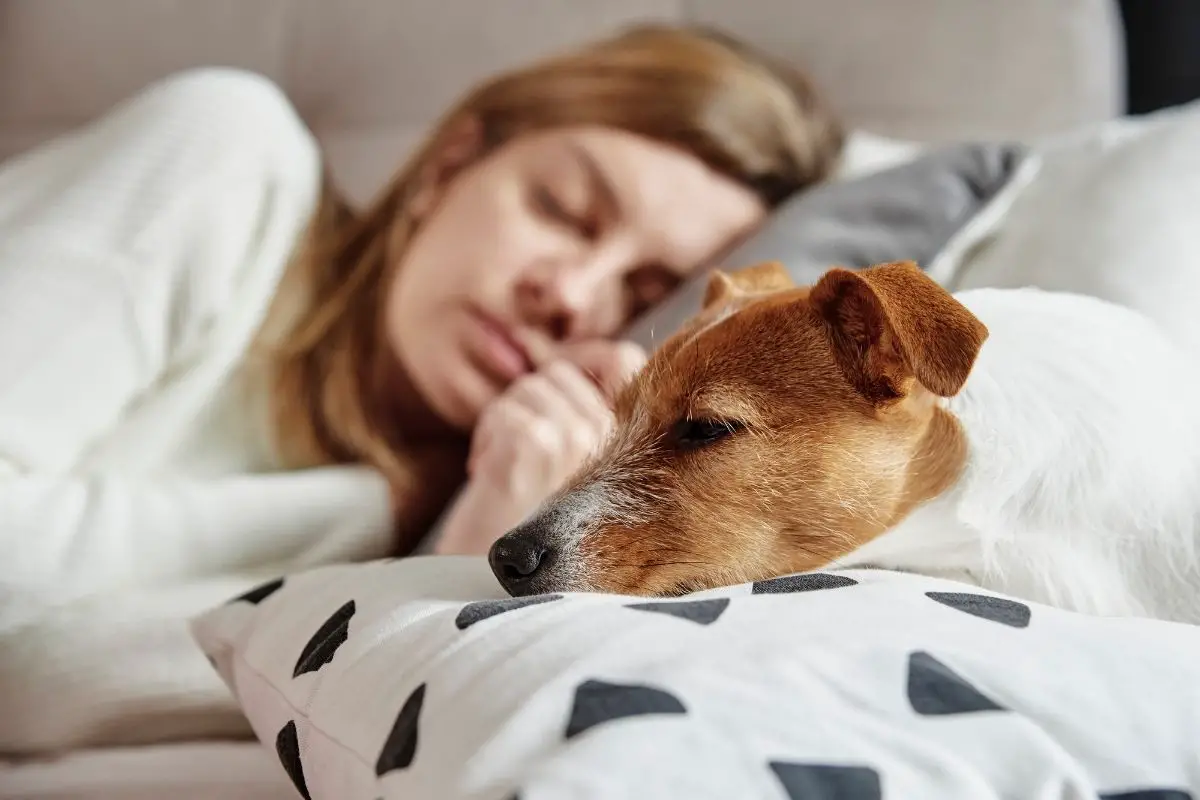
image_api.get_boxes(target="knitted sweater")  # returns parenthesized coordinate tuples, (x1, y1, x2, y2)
(0, 69, 393, 754)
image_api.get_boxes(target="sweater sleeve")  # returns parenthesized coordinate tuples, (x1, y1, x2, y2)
(0, 69, 394, 593)
(0, 258, 393, 591)
(0, 468, 393, 593)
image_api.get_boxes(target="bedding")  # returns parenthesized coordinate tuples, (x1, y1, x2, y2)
(0, 741, 292, 800)
(932, 99, 1200, 359)
(192, 555, 1200, 800)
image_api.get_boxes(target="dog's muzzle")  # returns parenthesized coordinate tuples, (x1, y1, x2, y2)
(488, 502, 589, 596)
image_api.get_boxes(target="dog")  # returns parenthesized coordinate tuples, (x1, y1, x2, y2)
(488, 260, 1200, 624)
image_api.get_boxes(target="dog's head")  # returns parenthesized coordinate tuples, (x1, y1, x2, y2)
(488, 260, 989, 597)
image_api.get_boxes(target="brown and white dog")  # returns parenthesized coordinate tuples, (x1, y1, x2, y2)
(488, 260, 1200, 624)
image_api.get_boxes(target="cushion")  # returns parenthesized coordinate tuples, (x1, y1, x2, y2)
(831, 129, 926, 181)
(932, 99, 1200, 358)
(191, 557, 1200, 799)
(623, 141, 1029, 351)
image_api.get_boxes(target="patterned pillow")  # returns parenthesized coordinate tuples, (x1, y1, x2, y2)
(191, 556, 1200, 800)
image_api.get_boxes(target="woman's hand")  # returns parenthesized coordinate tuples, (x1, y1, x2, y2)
(432, 340, 645, 556)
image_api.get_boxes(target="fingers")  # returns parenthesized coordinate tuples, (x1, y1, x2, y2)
(605, 340, 648, 396)
(559, 339, 648, 400)
(467, 354, 622, 501)
(538, 360, 613, 423)
(481, 401, 545, 497)
(499, 362, 613, 457)
(505, 368, 582, 421)
(466, 408, 493, 477)
(469, 390, 590, 502)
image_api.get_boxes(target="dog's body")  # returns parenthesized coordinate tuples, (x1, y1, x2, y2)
(835, 285, 1200, 622)
(489, 261, 1200, 625)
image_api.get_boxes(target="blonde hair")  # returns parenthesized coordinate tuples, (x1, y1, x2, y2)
(263, 24, 845, 549)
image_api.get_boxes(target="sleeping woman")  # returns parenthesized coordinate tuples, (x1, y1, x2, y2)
(0, 24, 844, 752)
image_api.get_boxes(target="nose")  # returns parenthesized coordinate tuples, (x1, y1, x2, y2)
(517, 260, 615, 340)
(488, 529, 555, 595)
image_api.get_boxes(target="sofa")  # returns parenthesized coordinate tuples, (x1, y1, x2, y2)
(0, 0, 1125, 207)
(0, 2, 1153, 798)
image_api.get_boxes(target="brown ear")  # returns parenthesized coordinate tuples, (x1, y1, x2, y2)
(703, 270, 739, 309)
(703, 261, 793, 309)
(809, 260, 988, 401)
(728, 261, 793, 293)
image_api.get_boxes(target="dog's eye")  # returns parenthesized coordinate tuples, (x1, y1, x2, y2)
(671, 418, 744, 450)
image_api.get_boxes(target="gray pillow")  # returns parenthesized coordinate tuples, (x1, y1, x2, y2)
(623, 142, 1028, 351)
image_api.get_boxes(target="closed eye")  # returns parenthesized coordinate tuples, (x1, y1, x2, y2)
(625, 263, 681, 319)
(670, 417, 745, 451)
(532, 185, 596, 239)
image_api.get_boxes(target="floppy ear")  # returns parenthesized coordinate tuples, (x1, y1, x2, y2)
(728, 261, 793, 293)
(809, 260, 988, 402)
(703, 270, 738, 309)
(703, 261, 794, 309)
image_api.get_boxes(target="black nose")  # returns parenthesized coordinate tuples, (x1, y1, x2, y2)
(488, 532, 551, 593)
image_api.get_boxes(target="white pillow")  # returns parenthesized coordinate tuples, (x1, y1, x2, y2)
(191, 556, 1200, 800)
(833, 129, 926, 181)
(930, 99, 1200, 356)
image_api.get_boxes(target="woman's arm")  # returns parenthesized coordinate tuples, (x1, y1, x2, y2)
(0, 469, 393, 593)
(0, 244, 394, 592)
(0, 70, 399, 592)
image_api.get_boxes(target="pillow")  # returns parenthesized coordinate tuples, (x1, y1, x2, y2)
(832, 129, 926, 181)
(622, 140, 1029, 351)
(931, 99, 1200, 357)
(191, 557, 1200, 800)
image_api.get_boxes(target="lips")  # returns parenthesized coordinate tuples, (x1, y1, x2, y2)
(466, 307, 534, 383)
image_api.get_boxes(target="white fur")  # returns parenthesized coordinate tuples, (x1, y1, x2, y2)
(834, 287, 1200, 623)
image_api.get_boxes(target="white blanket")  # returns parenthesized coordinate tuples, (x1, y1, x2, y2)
(0, 741, 292, 800)
(192, 557, 1200, 799)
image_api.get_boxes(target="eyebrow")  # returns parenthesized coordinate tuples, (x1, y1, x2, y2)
(568, 141, 694, 279)
(568, 142, 620, 217)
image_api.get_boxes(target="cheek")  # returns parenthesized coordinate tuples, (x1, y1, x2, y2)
(676, 489, 782, 569)
(670, 442, 851, 572)
(381, 266, 418, 360)
(382, 258, 447, 387)
(400, 176, 527, 298)
(813, 425, 914, 510)
(564, 475, 690, 588)
(567, 470, 764, 594)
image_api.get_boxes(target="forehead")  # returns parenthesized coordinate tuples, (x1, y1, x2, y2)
(619, 292, 843, 418)
(519, 126, 765, 274)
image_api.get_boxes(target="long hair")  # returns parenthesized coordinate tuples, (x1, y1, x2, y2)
(261, 24, 845, 550)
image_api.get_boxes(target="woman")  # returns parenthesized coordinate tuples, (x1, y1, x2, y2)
(0, 24, 842, 752)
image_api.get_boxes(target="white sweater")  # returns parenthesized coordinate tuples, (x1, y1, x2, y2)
(0, 70, 394, 754)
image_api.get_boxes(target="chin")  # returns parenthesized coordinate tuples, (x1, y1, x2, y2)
(442, 354, 504, 430)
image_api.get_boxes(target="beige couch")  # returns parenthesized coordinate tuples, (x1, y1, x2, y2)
(1, 0, 1125, 207)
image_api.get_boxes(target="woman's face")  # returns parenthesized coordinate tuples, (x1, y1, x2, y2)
(385, 123, 766, 430)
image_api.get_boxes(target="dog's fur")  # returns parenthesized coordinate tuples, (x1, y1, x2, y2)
(489, 260, 1200, 624)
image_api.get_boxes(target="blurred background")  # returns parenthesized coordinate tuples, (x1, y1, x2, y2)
(2, 0, 1196, 207)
